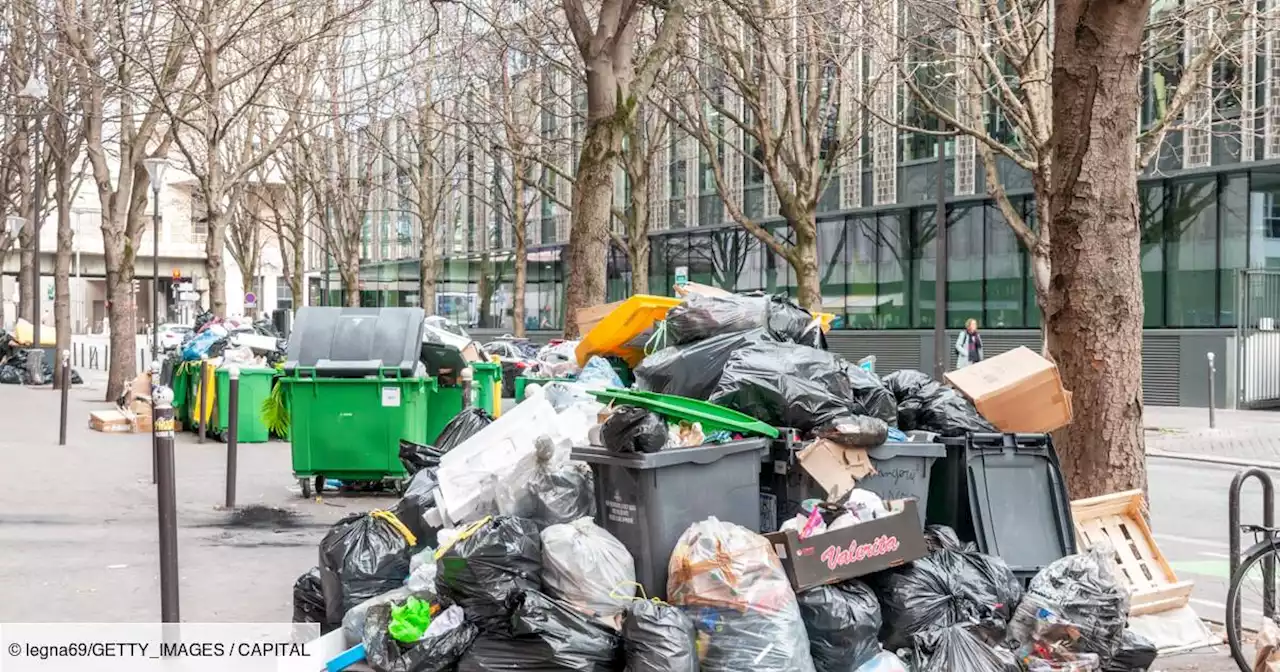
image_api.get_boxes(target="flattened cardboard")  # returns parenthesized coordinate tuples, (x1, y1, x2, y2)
(945, 346, 1072, 433)
(89, 410, 132, 433)
(766, 499, 927, 591)
(797, 439, 876, 502)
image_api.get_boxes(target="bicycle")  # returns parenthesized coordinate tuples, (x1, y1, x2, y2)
(1226, 524, 1280, 670)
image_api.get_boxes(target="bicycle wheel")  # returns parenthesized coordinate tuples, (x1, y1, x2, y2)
(1226, 540, 1280, 670)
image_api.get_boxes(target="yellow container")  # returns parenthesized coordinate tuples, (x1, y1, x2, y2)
(575, 295, 682, 367)
(191, 360, 218, 425)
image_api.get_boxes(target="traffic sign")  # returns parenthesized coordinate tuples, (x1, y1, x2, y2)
(244, 292, 257, 308)
(674, 266, 689, 287)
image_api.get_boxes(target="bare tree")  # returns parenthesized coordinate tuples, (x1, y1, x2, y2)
(879, 0, 1242, 495)
(60, 0, 194, 400)
(558, 0, 689, 335)
(662, 0, 866, 311)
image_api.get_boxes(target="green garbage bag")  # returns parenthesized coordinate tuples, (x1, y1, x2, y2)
(388, 596, 434, 644)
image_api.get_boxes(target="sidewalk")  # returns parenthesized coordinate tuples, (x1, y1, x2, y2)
(0, 378, 397, 622)
(1145, 405, 1280, 464)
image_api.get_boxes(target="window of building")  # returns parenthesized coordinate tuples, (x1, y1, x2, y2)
(946, 205, 983, 327)
(876, 213, 910, 327)
(1140, 184, 1166, 327)
(277, 277, 294, 311)
(1166, 177, 1218, 326)
(910, 208, 937, 327)
(1220, 174, 1248, 325)
(818, 218, 848, 318)
(1141, 8, 1183, 129)
(984, 203, 1025, 328)
(848, 216, 879, 328)
(1251, 172, 1280, 270)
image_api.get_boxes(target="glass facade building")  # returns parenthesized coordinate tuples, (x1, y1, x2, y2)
(320, 163, 1280, 332)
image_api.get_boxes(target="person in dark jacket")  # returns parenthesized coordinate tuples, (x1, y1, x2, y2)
(955, 318, 984, 369)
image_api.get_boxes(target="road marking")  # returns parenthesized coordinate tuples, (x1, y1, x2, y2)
(1171, 559, 1232, 579)
(1155, 533, 1229, 550)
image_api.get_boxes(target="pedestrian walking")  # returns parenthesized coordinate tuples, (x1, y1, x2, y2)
(955, 318, 984, 369)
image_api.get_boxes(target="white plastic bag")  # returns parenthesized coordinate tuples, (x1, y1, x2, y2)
(541, 518, 636, 629)
(667, 518, 817, 672)
(341, 587, 411, 646)
(855, 651, 909, 672)
(404, 547, 438, 592)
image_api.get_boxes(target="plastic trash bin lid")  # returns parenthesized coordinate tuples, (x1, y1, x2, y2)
(285, 307, 426, 377)
(588, 388, 780, 439)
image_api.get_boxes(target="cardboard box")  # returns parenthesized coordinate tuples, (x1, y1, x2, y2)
(132, 413, 153, 433)
(89, 410, 132, 433)
(766, 499, 927, 591)
(944, 346, 1073, 433)
(797, 439, 875, 502)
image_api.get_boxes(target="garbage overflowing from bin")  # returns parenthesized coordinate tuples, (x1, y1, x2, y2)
(291, 291, 1180, 672)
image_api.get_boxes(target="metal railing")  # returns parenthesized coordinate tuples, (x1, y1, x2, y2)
(1237, 269, 1280, 408)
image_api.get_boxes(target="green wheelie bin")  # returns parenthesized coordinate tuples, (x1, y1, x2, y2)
(282, 369, 435, 497)
(283, 306, 432, 497)
(210, 366, 277, 443)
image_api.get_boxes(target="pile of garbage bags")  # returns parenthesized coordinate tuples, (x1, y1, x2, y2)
(631, 291, 988, 439)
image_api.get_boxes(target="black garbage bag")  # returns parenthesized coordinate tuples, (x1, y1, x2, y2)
(435, 516, 542, 633)
(812, 415, 889, 447)
(435, 408, 494, 452)
(906, 624, 1021, 672)
(0, 364, 25, 384)
(319, 510, 419, 625)
(665, 293, 813, 345)
(797, 580, 883, 672)
(1010, 547, 1130, 661)
(389, 467, 441, 543)
(1103, 629, 1157, 672)
(601, 406, 667, 454)
(362, 600, 479, 672)
(194, 310, 216, 332)
(923, 525, 977, 553)
(529, 460, 596, 528)
(621, 599, 698, 672)
(881, 369, 995, 436)
(292, 567, 331, 629)
(398, 440, 445, 476)
(843, 364, 898, 427)
(873, 549, 1023, 650)
(457, 590, 623, 672)
(634, 328, 779, 400)
(710, 340, 852, 433)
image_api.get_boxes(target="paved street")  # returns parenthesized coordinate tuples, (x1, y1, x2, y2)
(0, 379, 1248, 669)
(1146, 406, 1280, 464)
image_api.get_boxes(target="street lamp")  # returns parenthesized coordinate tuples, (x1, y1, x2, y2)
(143, 157, 168, 361)
(18, 74, 48, 361)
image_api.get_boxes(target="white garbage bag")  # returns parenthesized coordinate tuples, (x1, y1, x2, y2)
(541, 518, 636, 629)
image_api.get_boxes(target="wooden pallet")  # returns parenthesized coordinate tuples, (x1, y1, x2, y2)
(1071, 490, 1195, 616)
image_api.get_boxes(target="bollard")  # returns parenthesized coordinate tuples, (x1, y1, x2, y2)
(59, 350, 70, 446)
(153, 401, 181, 622)
(151, 360, 162, 485)
(225, 367, 240, 509)
(1208, 352, 1217, 429)
(197, 356, 208, 444)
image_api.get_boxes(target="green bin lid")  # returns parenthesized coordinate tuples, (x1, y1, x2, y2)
(588, 388, 779, 439)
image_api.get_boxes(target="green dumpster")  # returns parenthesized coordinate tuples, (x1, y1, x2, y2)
(172, 363, 193, 429)
(283, 368, 435, 496)
(515, 375, 572, 402)
(423, 362, 501, 444)
(211, 366, 276, 443)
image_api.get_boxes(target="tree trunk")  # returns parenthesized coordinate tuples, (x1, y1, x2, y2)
(103, 236, 137, 401)
(290, 230, 305, 308)
(1048, 0, 1149, 498)
(18, 230, 33, 324)
(341, 253, 361, 307)
(513, 175, 528, 338)
(417, 171, 438, 317)
(629, 237, 650, 296)
(205, 207, 227, 317)
(1030, 248, 1052, 353)
(562, 114, 621, 337)
(477, 255, 492, 329)
(53, 168, 73, 389)
(791, 218, 822, 312)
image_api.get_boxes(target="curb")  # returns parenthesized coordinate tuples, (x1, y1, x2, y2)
(1147, 449, 1280, 471)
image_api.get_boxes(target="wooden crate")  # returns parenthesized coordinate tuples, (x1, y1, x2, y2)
(1071, 490, 1195, 616)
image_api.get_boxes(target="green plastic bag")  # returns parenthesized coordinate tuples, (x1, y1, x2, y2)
(388, 596, 434, 644)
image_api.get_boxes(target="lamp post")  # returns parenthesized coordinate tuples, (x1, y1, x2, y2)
(18, 75, 48, 361)
(143, 158, 168, 362)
